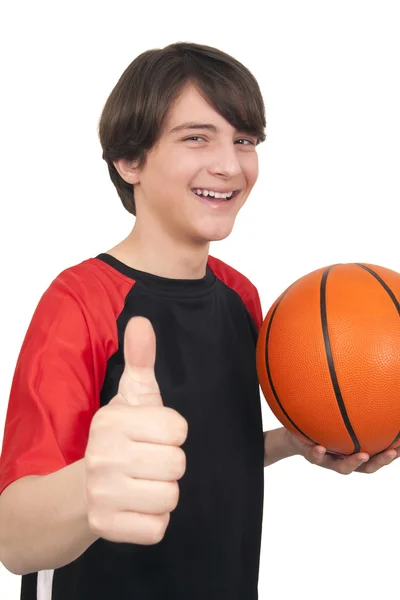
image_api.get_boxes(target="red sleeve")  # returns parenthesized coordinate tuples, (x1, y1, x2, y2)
(0, 275, 108, 495)
(248, 285, 263, 333)
(207, 255, 264, 332)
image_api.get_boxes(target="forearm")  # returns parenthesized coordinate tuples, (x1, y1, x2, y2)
(263, 427, 298, 467)
(0, 458, 98, 575)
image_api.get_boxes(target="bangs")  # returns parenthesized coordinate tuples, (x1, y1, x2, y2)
(185, 55, 266, 143)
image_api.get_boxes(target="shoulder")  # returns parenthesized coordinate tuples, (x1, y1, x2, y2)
(25, 257, 136, 350)
(49, 256, 134, 297)
(207, 255, 263, 331)
(208, 255, 258, 294)
(42, 256, 135, 313)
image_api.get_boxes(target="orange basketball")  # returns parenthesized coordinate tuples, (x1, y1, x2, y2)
(256, 263, 400, 456)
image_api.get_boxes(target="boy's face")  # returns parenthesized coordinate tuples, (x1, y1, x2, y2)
(118, 84, 259, 245)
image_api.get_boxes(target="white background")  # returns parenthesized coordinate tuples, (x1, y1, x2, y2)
(1, 1, 400, 598)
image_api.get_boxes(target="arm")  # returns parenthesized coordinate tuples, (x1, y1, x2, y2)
(263, 427, 298, 467)
(0, 274, 108, 574)
(0, 316, 188, 575)
(0, 460, 98, 575)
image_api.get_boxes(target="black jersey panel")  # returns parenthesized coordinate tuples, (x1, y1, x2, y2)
(50, 261, 264, 600)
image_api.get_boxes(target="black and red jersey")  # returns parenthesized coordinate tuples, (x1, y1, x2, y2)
(0, 253, 265, 600)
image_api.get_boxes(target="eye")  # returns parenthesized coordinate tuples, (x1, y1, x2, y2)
(235, 138, 256, 146)
(182, 136, 257, 145)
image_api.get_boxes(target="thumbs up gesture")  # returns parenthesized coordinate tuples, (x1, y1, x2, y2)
(84, 317, 188, 545)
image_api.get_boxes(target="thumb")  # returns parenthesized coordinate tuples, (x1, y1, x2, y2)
(117, 316, 163, 407)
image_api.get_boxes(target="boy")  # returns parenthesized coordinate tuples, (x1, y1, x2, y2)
(0, 42, 397, 600)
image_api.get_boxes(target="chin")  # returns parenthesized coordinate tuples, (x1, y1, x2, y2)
(186, 215, 238, 245)
(198, 225, 235, 243)
(209, 229, 233, 242)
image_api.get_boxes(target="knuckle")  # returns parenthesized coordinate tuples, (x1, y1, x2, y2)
(86, 483, 108, 506)
(159, 406, 188, 446)
(89, 410, 116, 441)
(151, 514, 170, 544)
(92, 405, 112, 428)
(95, 404, 127, 430)
(162, 407, 177, 420)
(171, 482, 180, 510)
(177, 416, 189, 443)
(165, 447, 186, 479)
(85, 453, 103, 473)
(85, 452, 116, 477)
(174, 448, 187, 478)
(164, 481, 180, 512)
(167, 410, 188, 445)
(160, 481, 179, 514)
(87, 511, 105, 536)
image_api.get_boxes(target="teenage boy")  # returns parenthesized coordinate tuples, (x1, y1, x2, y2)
(0, 42, 397, 600)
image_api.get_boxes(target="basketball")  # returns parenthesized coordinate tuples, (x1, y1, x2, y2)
(256, 263, 400, 456)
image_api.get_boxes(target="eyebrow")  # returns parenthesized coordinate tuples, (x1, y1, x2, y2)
(168, 122, 218, 134)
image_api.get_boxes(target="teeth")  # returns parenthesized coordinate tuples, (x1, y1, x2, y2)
(193, 189, 235, 200)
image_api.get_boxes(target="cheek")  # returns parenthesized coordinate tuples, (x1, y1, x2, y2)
(157, 154, 197, 191)
(143, 160, 182, 203)
(174, 154, 201, 183)
(241, 154, 259, 186)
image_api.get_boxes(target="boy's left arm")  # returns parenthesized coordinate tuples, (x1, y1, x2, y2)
(264, 427, 400, 474)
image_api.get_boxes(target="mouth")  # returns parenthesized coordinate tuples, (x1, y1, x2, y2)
(191, 188, 241, 201)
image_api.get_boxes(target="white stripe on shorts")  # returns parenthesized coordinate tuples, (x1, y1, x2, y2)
(37, 570, 54, 600)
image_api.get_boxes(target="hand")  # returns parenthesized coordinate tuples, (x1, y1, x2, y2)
(285, 428, 400, 474)
(85, 316, 188, 545)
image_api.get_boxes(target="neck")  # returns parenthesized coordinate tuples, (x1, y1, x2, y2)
(106, 219, 210, 280)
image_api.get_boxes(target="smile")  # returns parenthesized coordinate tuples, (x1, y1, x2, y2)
(191, 188, 240, 200)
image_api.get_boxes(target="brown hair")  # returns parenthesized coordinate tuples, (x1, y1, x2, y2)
(98, 42, 266, 215)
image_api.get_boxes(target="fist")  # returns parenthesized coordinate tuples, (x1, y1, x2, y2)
(84, 317, 188, 545)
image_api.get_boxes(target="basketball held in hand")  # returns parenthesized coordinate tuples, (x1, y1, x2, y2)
(256, 263, 400, 456)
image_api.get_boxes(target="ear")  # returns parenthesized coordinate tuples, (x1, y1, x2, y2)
(113, 158, 140, 185)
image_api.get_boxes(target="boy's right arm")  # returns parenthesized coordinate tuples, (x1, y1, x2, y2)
(0, 317, 188, 576)
(0, 459, 96, 575)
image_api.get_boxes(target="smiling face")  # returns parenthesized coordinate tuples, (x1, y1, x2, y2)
(115, 84, 260, 246)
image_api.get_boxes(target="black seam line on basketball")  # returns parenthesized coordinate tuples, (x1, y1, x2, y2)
(265, 288, 318, 445)
(354, 264, 400, 454)
(381, 430, 400, 453)
(320, 267, 361, 454)
(355, 263, 400, 316)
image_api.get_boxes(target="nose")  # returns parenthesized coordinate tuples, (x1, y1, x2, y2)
(208, 143, 242, 179)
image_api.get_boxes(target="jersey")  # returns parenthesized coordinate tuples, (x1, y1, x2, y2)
(0, 253, 265, 600)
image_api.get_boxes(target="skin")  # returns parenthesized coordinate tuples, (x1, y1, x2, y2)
(285, 429, 399, 474)
(112, 82, 399, 476)
(110, 83, 259, 279)
(2, 80, 397, 578)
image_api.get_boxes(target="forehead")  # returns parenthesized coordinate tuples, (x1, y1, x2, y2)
(163, 84, 234, 133)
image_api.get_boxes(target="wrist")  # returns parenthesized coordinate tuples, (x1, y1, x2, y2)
(264, 427, 299, 467)
(281, 427, 303, 458)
